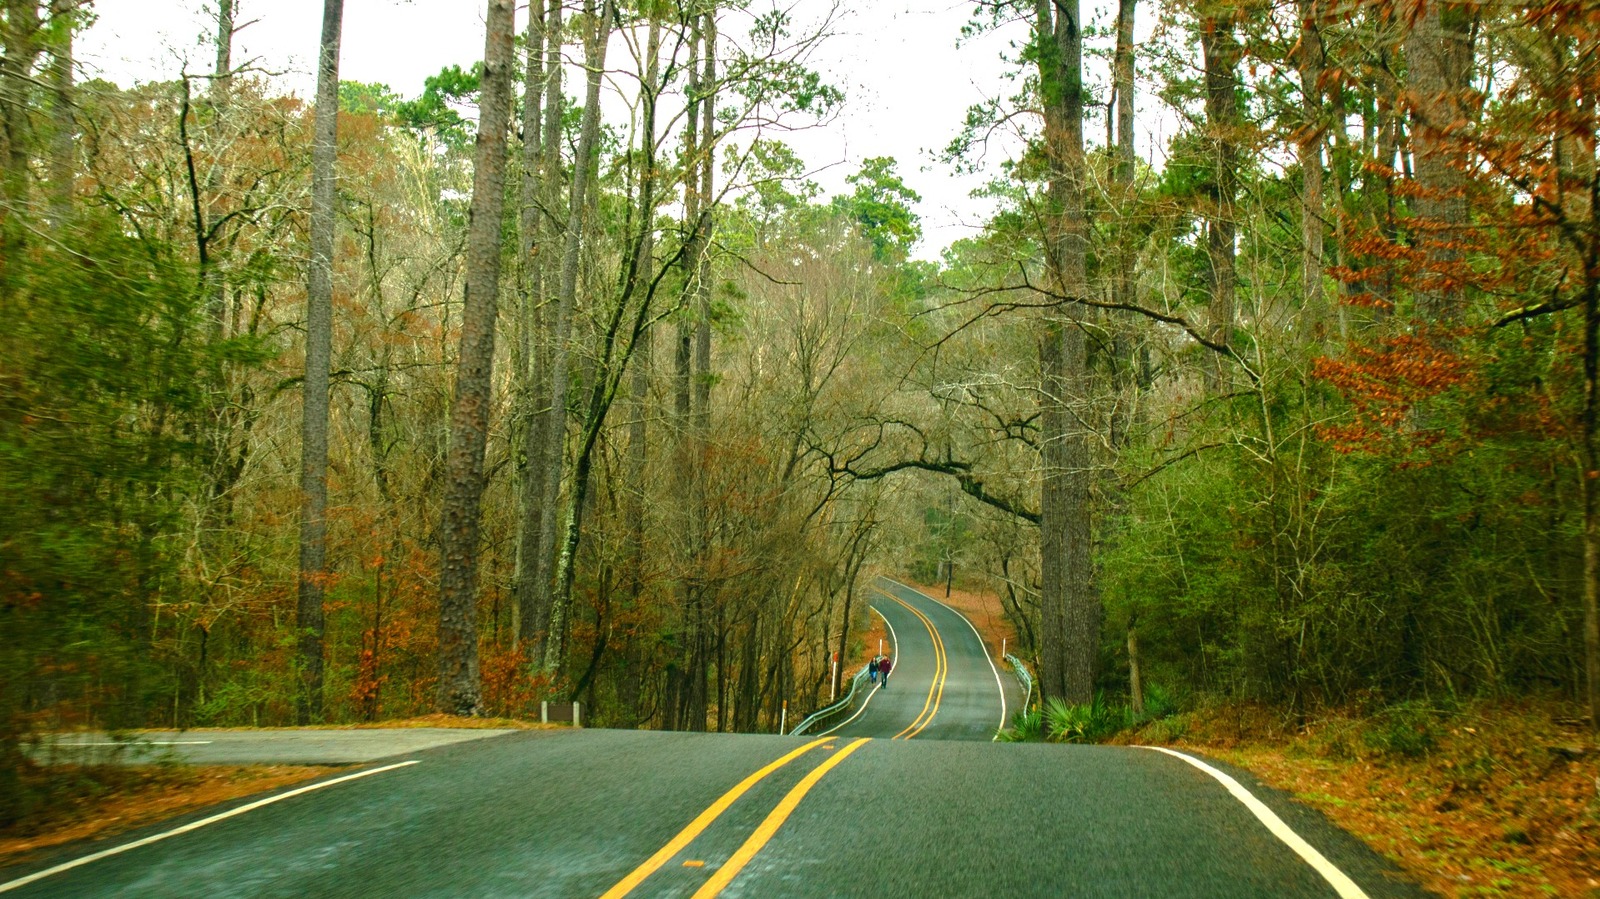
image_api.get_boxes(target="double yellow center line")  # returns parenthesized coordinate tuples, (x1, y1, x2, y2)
(600, 736, 872, 898)
(885, 590, 948, 740)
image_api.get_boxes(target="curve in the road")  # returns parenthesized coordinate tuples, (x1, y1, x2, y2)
(831, 577, 1015, 741)
(885, 589, 947, 739)
(882, 575, 1013, 733)
(815, 607, 898, 737)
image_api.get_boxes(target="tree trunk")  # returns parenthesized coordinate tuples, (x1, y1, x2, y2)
(626, 14, 662, 604)
(213, 0, 234, 99)
(436, 0, 516, 715)
(1128, 616, 1144, 716)
(684, 10, 719, 733)
(295, 0, 343, 726)
(46, 0, 74, 222)
(1587, 280, 1600, 729)
(1202, 9, 1238, 381)
(1, 0, 42, 213)
(521, 0, 566, 654)
(1298, 0, 1326, 330)
(538, 0, 615, 673)
(1109, 0, 1137, 451)
(1033, 0, 1098, 705)
(1401, 0, 1476, 324)
(512, 0, 547, 649)
(693, 11, 716, 427)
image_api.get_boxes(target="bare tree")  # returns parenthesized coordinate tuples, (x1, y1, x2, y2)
(516, 0, 565, 652)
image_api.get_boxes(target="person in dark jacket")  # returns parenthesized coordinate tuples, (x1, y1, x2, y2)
(877, 655, 892, 689)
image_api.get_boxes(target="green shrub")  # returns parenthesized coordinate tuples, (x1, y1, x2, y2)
(1142, 683, 1178, 719)
(1361, 702, 1441, 758)
(997, 708, 1044, 742)
(1045, 694, 1122, 743)
(1138, 712, 1190, 744)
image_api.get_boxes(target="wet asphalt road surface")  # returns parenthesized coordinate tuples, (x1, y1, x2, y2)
(1, 583, 1428, 898)
(826, 577, 1019, 741)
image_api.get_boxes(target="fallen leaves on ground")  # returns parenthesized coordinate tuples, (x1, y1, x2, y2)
(1129, 700, 1600, 898)
(0, 765, 341, 870)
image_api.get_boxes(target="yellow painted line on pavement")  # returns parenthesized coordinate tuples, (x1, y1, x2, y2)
(903, 598, 950, 739)
(599, 737, 832, 899)
(691, 738, 872, 898)
(885, 591, 947, 739)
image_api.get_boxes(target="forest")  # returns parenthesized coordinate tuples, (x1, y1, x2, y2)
(3, 0, 1598, 822)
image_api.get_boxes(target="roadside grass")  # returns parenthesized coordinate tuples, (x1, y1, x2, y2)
(0, 763, 341, 870)
(1121, 699, 1600, 898)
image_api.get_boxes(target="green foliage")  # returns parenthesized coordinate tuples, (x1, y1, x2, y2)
(997, 707, 1044, 742)
(1361, 702, 1443, 759)
(910, 502, 971, 584)
(1, 216, 214, 824)
(339, 80, 405, 117)
(1044, 694, 1120, 743)
(831, 156, 922, 262)
(393, 63, 482, 149)
(1139, 683, 1179, 721)
(1098, 324, 1580, 711)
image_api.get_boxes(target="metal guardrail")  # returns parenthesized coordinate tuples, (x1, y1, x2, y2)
(788, 664, 874, 736)
(1005, 653, 1034, 713)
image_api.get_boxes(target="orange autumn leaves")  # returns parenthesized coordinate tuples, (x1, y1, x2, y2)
(1313, 331, 1477, 455)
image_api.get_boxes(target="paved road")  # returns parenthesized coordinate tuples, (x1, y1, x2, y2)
(1, 729, 1425, 897)
(1, 583, 1423, 897)
(825, 577, 1020, 741)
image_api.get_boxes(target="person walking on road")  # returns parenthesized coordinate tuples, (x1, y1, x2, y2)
(869, 657, 879, 685)
(878, 655, 892, 689)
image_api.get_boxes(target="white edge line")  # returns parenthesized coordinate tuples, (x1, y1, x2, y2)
(1140, 747, 1370, 899)
(818, 607, 899, 737)
(0, 760, 421, 894)
(879, 576, 1009, 738)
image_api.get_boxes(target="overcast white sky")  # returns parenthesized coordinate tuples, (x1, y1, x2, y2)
(79, 1, 1170, 260)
